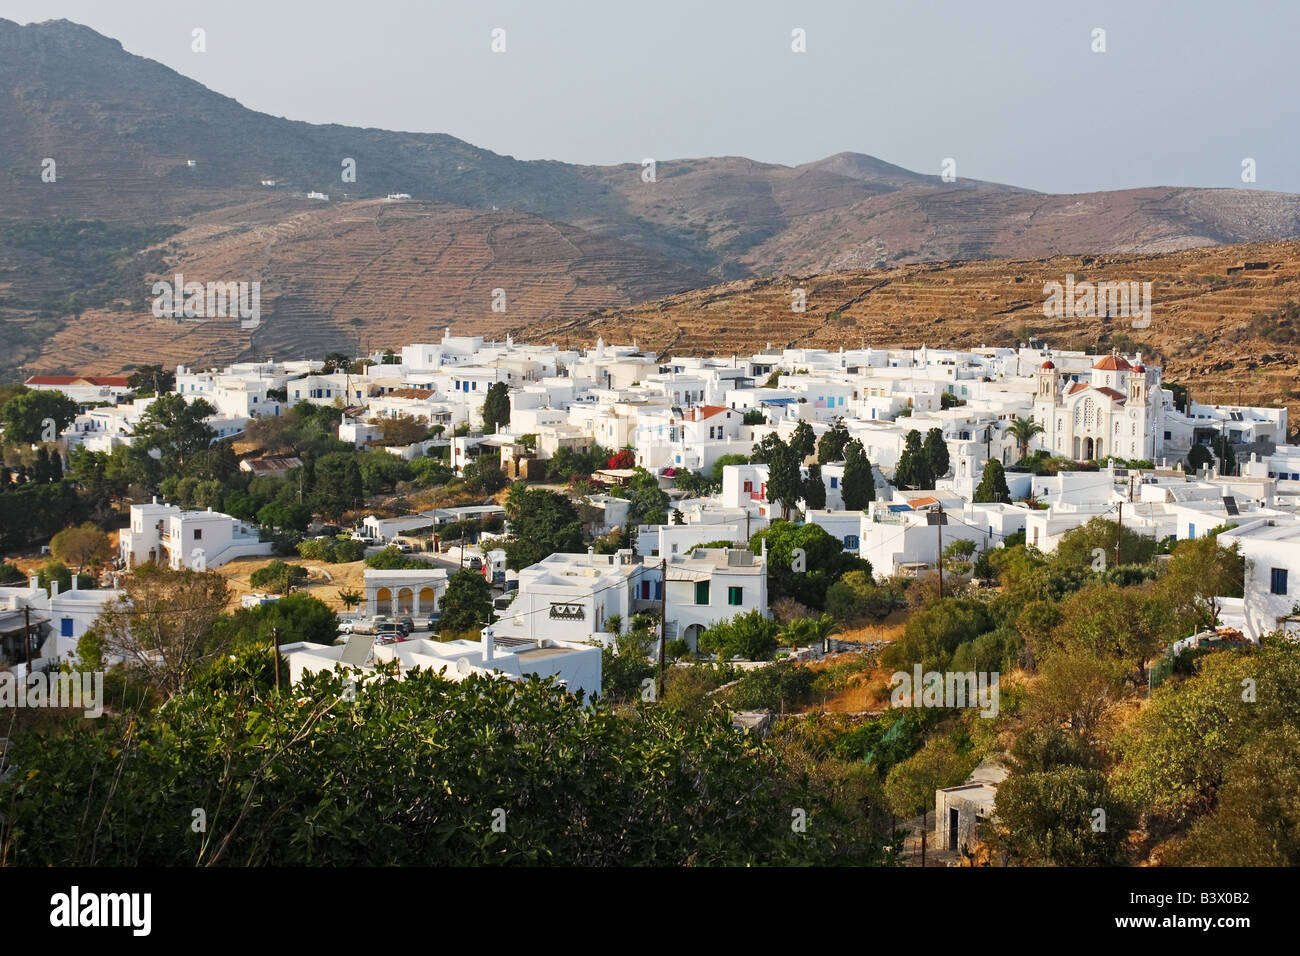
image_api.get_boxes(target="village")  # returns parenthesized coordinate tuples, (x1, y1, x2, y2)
(2, 329, 1296, 864)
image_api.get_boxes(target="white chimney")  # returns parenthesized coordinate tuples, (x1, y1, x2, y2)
(482, 625, 495, 662)
(28, 575, 38, 589)
(50, 579, 59, 597)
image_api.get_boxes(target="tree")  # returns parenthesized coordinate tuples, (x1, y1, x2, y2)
(375, 414, 431, 445)
(321, 352, 352, 373)
(1053, 516, 1156, 571)
(503, 484, 586, 570)
(790, 421, 816, 461)
(126, 364, 175, 396)
(312, 452, 363, 521)
(481, 381, 511, 434)
(1187, 436, 1235, 474)
(133, 394, 217, 472)
(463, 457, 508, 495)
(215, 593, 339, 650)
(1008, 415, 1045, 459)
(993, 767, 1130, 865)
(439, 569, 493, 635)
(750, 520, 871, 611)
(817, 419, 851, 464)
(1, 389, 78, 444)
(50, 522, 111, 573)
(338, 587, 363, 611)
(922, 427, 950, 480)
(36, 560, 94, 593)
(1, 658, 886, 865)
(802, 463, 827, 510)
(883, 737, 975, 819)
(841, 439, 875, 510)
(757, 435, 802, 520)
(709, 453, 749, 484)
(674, 469, 718, 496)
(1044, 582, 1168, 682)
(894, 430, 932, 490)
(249, 561, 308, 594)
(616, 467, 670, 525)
(781, 613, 838, 648)
(1157, 535, 1244, 635)
(1114, 636, 1299, 832)
(90, 564, 232, 698)
(826, 569, 897, 623)
(973, 459, 1010, 503)
(698, 610, 783, 661)
(741, 409, 765, 426)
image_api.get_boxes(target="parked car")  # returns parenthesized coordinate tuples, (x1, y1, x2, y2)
(396, 616, 414, 636)
(396, 541, 413, 553)
(467, 557, 483, 572)
(338, 620, 357, 635)
(376, 622, 399, 639)
(426, 611, 441, 631)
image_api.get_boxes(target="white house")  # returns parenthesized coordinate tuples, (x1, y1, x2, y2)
(119, 499, 271, 570)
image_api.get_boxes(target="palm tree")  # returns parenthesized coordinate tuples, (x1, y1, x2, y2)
(1008, 415, 1046, 460)
(781, 613, 839, 649)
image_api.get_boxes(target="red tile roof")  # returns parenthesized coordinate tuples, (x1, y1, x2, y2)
(1095, 387, 1127, 404)
(1092, 354, 1133, 371)
(25, 375, 130, 387)
(689, 404, 729, 421)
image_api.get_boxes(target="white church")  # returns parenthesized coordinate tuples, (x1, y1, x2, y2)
(1032, 352, 1162, 461)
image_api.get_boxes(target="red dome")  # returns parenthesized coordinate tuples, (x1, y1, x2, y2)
(1133, 364, 1146, 373)
(1040, 361, 1056, 370)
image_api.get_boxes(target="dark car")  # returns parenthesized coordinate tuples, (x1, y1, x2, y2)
(396, 616, 414, 637)
(427, 612, 441, 632)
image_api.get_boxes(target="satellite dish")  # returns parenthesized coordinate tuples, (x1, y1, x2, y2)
(455, 657, 473, 675)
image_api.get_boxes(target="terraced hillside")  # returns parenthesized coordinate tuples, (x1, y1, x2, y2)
(30, 196, 706, 373)
(515, 240, 1300, 426)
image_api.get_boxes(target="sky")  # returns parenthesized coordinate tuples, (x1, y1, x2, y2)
(3, 0, 1298, 194)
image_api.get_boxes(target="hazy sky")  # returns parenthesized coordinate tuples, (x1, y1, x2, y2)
(5, 0, 1298, 194)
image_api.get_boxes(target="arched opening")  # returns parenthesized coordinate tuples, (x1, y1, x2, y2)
(683, 623, 704, 654)
(397, 587, 414, 614)
(1084, 437, 1094, 459)
(374, 587, 392, 617)
(419, 586, 437, 615)
(1095, 438, 1103, 458)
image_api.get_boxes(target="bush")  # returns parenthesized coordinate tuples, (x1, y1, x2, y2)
(249, 561, 308, 594)
(297, 536, 366, 563)
(365, 546, 433, 570)
(698, 610, 783, 661)
(728, 661, 816, 712)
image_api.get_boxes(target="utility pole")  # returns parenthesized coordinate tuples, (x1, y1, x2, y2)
(657, 558, 667, 700)
(271, 626, 280, 694)
(936, 504, 944, 600)
(1115, 502, 1123, 569)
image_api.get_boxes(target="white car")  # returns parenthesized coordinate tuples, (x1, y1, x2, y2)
(338, 620, 357, 634)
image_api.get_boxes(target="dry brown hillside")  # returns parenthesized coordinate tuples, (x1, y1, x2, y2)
(514, 240, 1300, 427)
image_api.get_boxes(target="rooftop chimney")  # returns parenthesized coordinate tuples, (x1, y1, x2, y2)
(482, 625, 495, 662)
